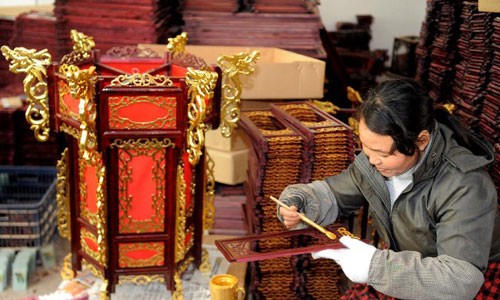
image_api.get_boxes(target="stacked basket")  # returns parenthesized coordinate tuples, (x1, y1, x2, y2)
(271, 102, 355, 181)
(240, 102, 355, 299)
(0, 166, 57, 248)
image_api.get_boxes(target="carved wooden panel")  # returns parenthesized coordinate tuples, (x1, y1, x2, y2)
(118, 242, 165, 269)
(215, 224, 355, 263)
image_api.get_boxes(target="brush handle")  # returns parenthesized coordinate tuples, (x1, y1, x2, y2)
(270, 196, 332, 235)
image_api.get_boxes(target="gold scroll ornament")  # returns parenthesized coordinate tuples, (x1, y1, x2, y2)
(167, 32, 188, 55)
(60, 29, 95, 65)
(217, 51, 260, 138)
(60, 64, 98, 160)
(185, 67, 218, 166)
(56, 148, 71, 240)
(1, 46, 51, 142)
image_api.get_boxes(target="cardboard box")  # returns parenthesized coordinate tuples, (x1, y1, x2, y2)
(479, 0, 500, 12)
(206, 147, 248, 185)
(139, 44, 325, 99)
(206, 127, 249, 152)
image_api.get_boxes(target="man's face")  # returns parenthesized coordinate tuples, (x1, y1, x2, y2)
(358, 118, 418, 177)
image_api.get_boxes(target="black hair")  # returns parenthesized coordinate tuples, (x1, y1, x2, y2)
(356, 79, 471, 156)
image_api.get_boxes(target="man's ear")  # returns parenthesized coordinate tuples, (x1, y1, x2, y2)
(417, 130, 430, 151)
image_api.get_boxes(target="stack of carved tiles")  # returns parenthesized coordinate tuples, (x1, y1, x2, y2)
(239, 110, 308, 300)
(271, 102, 355, 182)
(270, 102, 354, 299)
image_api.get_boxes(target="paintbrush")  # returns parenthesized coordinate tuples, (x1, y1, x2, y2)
(270, 195, 337, 240)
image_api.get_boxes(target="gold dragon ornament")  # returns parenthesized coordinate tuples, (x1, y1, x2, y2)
(1, 46, 52, 141)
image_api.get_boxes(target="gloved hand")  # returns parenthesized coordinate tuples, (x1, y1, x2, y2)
(311, 236, 377, 283)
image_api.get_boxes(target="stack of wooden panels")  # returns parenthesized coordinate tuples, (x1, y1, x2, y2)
(416, 0, 500, 201)
(248, 0, 317, 14)
(239, 110, 307, 300)
(54, 0, 183, 54)
(239, 104, 354, 299)
(182, 0, 241, 12)
(240, 110, 308, 235)
(211, 184, 248, 236)
(450, 2, 494, 132)
(484, 17, 500, 199)
(9, 11, 59, 60)
(427, 1, 460, 103)
(182, 9, 325, 59)
(0, 16, 15, 87)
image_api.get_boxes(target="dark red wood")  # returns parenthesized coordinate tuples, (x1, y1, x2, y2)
(215, 224, 350, 263)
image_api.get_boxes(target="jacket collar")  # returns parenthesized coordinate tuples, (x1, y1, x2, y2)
(413, 122, 495, 183)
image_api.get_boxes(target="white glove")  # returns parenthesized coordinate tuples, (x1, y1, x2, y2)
(311, 236, 377, 283)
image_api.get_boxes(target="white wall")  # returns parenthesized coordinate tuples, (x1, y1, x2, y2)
(318, 0, 427, 58)
(0, 0, 53, 7)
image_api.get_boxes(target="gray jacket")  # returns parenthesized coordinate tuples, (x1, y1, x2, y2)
(279, 123, 499, 299)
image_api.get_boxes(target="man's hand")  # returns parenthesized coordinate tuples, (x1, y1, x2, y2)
(311, 236, 377, 283)
(279, 205, 301, 229)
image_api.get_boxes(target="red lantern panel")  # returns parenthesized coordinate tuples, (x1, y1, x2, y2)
(118, 242, 165, 268)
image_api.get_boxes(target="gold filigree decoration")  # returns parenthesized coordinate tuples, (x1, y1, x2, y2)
(61, 64, 98, 160)
(108, 95, 177, 130)
(57, 80, 80, 121)
(167, 32, 188, 55)
(185, 224, 195, 252)
(110, 138, 174, 234)
(119, 274, 165, 285)
(60, 29, 95, 65)
(110, 73, 174, 87)
(171, 52, 210, 71)
(61, 253, 75, 280)
(199, 248, 210, 273)
(203, 149, 215, 231)
(347, 86, 363, 105)
(185, 67, 218, 165)
(78, 149, 107, 266)
(243, 111, 295, 136)
(1, 46, 51, 142)
(338, 227, 359, 239)
(104, 45, 159, 58)
(118, 242, 165, 268)
(110, 138, 175, 149)
(173, 272, 183, 300)
(60, 123, 80, 140)
(95, 155, 108, 267)
(100, 280, 108, 300)
(443, 103, 456, 114)
(186, 171, 196, 220)
(82, 259, 104, 278)
(80, 228, 99, 259)
(56, 148, 71, 240)
(309, 99, 341, 115)
(217, 51, 260, 138)
(175, 161, 187, 263)
(173, 256, 194, 300)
